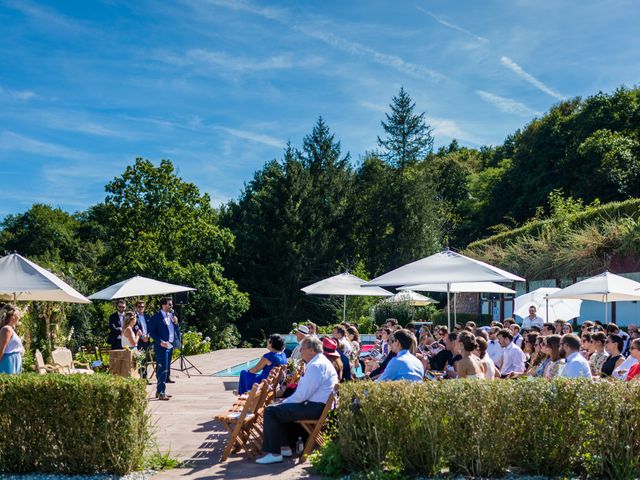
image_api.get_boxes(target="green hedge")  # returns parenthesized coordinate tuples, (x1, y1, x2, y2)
(467, 197, 640, 249)
(0, 374, 150, 474)
(314, 380, 640, 479)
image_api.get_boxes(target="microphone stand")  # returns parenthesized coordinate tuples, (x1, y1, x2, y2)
(170, 303, 202, 377)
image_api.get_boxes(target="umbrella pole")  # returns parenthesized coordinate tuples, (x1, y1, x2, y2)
(447, 283, 451, 331)
(454, 293, 457, 324)
(343, 295, 347, 323)
(605, 294, 608, 324)
(546, 296, 549, 322)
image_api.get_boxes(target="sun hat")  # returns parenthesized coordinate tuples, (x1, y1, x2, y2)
(322, 337, 340, 358)
(297, 325, 310, 334)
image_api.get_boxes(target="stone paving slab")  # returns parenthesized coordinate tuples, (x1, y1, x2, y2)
(147, 349, 322, 480)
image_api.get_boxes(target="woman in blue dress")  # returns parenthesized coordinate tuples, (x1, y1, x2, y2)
(0, 305, 24, 375)
(238, 333, 287, 394)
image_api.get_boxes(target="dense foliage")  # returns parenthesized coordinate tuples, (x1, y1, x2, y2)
(0, 374, 149, 474)
(2, 85, 639, 343)
(313, 380, 640, 479)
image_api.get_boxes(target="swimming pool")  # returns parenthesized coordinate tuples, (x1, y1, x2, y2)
(212, 358, 261, 377)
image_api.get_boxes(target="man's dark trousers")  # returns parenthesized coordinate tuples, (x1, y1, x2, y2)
(154, 344, 170, 395)
(262, 401, 325, 454)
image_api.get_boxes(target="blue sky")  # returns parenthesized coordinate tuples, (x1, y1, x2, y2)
(1, 0, 638, 217)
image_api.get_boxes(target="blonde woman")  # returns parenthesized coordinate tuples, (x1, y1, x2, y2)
(0, 305, 23, 374)
(121, 311, 141, 351)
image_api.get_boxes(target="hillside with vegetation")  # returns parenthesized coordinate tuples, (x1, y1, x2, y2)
(1, 86, 639, 345)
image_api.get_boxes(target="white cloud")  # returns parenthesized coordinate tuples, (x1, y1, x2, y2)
(418, 8, 490, 44)
(500, 56, 565, 100)
(216, 126, 285, 149)
(476, 90, 542, 116)
(0, 131, 91, 160)
(180, 49, 295, 72)
(0, 86, 37, 101)
(359, 101, 388, 113)
(430, 117, 468, 140)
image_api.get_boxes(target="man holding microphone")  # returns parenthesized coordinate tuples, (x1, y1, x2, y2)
(149, 297, 180, 400)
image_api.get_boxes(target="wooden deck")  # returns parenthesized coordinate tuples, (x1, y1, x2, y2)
(148, 348, 321, 480)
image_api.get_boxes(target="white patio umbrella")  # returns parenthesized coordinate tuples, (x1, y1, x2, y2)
(88, 275, 195, 300)
(514, 287, 582, 322)
(0, 253, 90, 304)
(399, 281, 516, 324)
(384, 290, 437, 306)
(547, 272, 640, 323)
(365, 249, 525, 329)
(301, 272, 393, 322)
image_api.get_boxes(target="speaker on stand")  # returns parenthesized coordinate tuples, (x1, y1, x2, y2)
(170, 291, 202, 377)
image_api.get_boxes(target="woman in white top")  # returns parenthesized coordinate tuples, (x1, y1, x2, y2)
(121, 311, 141, 351)
(0, 305, 24, 374)
(475, 336, 498, 380)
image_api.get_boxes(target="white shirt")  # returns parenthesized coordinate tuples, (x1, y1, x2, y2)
(522, 315, 544, 331)
(487, 339, 503, 366)
(282, 353, 338, 405)
(291, 342, 302, 361)
(137, 313, 148, 336)
(117, 313, 124, 339)
(162, 311, 175, 344)
(512, 333, 523, 348)
(500, 342, 526, 375)
(612, 355, 638, 380)
(560, 351, 593, 379)
(338, 337, 352, 355)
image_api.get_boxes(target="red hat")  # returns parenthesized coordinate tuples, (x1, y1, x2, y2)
(322, 337, 340, 358)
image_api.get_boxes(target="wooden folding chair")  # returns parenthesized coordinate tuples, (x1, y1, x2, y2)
(215, 381, 265, 461)
(295, 388, 338, 462)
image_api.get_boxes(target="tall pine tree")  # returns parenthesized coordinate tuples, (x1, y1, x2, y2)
(377, 87, 434, 167)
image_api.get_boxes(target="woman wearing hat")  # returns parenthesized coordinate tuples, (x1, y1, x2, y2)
(238, 334, 287, 394)
(322, 337, 344, 381)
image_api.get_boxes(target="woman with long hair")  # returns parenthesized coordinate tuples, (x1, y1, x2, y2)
(542, 335, 564, 379)
(0, 305, 23, 374)
(475, 336, 497, 380)
(121, 311, 141, 351)
(587, 331, 608, 376)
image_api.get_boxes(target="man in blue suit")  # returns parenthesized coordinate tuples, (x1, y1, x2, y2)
(148, 297, 180, 400)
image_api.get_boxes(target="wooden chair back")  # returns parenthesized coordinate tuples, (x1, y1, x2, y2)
(219, 381, 264, 461)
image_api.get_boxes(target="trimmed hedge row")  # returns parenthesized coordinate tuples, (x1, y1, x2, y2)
(316, 380, 640, 479)
(0, 373, 150, 474)
(467, 197, 640, 249)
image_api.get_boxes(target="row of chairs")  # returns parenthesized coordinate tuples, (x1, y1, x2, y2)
(215, 364, 337, 463)
(34, 348, 94, 375)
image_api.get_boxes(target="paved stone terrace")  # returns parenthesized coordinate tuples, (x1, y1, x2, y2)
(148, 349, 322, 480)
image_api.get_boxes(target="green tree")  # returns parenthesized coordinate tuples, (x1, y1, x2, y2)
(377, 87, 434, 168)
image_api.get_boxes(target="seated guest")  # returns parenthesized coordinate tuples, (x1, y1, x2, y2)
(257, 336, 338, 464)
(290, 325, 309, 361)
(532, 337, 550, 377)
(559, 333, 592, 379)
(510, 323, 524, 348)
(366, 348, 397, 379)
(307, 322, 318, 336)
(613, 348, 639, 380)
(541, 335, 564, 379)
(496, 329, 526, 377)
(475, 336, 498, 380)
(586, 332, 608, 376)
(487, 327, 503, 365)
(376, 329, 424, 382)
(238, 334, 287, 395)
(625, 339, 640, 381)
(455, 331, 484, 379)
(541, 323, 555, 337)
(332, 325, 352, 355)
(429, 332, 460, 372)
(510, 332, 544, 378)
(561, 323, 573, 336)
(600, 333, 624, 377)
(321, 337, 344, 380)
(606, 323, 630, 353)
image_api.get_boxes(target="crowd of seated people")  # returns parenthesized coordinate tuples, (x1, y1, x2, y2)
(250, 316, 640, 464)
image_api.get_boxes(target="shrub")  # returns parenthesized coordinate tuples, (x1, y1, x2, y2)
(174, 328, 212, 358)
(322, 380, 640, 479)
(0, 374, 149, 474)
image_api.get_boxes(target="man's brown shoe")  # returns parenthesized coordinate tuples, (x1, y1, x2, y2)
(157, 393, 170, 400)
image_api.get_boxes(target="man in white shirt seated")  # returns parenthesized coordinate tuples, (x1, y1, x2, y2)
(332, 325, 352, 355)
(522, 305, 544, 331)
(256, 336, 338, 464)
(509, 323, 524, 348)
(496, 329, 526, 377)
(559, 333, 593, 379)
(487, 327, 503, 365)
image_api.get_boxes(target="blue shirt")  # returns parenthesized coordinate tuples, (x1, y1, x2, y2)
(376, 350, 424, 382)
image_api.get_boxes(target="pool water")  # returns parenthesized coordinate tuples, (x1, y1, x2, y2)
(212, 357, 365, 378)
(212, 358, 261, 377)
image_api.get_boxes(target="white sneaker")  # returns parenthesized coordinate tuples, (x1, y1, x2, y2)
(280, 447, 292, 458)
(256, 453, 284, 464)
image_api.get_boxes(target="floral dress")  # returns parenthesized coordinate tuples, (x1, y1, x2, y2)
(588, 351, 609, 376)
(544, 359, 565, 379)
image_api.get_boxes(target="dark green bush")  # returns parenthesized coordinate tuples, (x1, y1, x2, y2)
(320, 380, 640, 479)
(430, 312, 493, 327)
(0, 373, 149, 474)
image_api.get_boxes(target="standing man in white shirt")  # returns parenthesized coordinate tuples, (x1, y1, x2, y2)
(559, 333, 593, 379)
(497, 329, 526, 377)
(522, 306, 544, 331)
(510, 324, 524, 348)
(257, 336, 338, 464)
